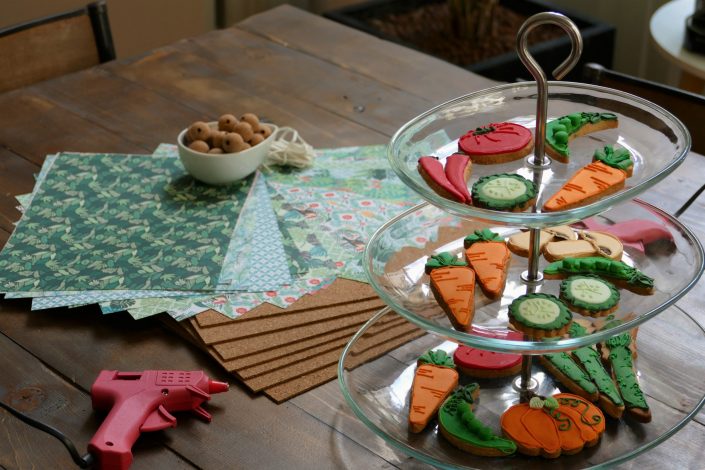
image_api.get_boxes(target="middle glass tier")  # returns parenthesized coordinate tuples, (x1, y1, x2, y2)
(389, 82, 690, 227)
(364, 201, 704, 353)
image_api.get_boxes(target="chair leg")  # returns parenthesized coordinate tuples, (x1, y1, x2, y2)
(675, 182, 705, 218)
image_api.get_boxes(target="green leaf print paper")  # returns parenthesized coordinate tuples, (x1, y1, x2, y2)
(0, 152, 251, 291)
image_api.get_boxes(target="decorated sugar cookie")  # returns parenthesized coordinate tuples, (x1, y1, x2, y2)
(539, 352, 599, 403)
(601, 332, 651, 423)
(471, 173, 537, 212)
(543, 146, 633, 212)
(453, 327, 522, 378)
(545, 112, 618, 162)
(543, 257, 654, 295)
(544, 230, 624, 262)
(501, 394, 605, 458)
(426, 252, 475, 331)
(507, 225, 577, 257)
(444, 153, 473, 202)
(458, 122, 534, 164)
(463, 229, 511, 299)
(409, 349, 459, 433)
(418, 156, 470, 203)
(560, 275, 620, 317)
(568, 322, 625, 419)
(508, 293, 573, 338)
(438, 384, 517, 457)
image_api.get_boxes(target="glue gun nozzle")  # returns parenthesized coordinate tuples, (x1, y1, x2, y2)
(208, 380, 229, 394)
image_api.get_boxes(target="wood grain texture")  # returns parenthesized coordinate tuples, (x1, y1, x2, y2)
(0, 4, 703, 468)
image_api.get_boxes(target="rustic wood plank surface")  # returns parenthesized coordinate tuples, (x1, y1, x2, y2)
(0, 5, 703, 469)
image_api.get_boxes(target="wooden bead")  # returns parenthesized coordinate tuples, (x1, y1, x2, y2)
(258, 125, 272, 138)
(221, 132, 244, 153)
(210, 130, 226, 149)
(187, 121, 211, 142)
(218, 114, 238, 132)
(208, 147, 224, 154)
(188, 140, 209, 153)
(249, 133, 265, 146)
(240, 113, 260, 129)
(234, 122, 254, 142)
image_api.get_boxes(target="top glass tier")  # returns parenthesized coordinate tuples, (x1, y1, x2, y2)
(389, 82, 690, 227)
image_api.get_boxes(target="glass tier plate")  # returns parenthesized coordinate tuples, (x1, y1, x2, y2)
(363, 200, 704, 353)
(339, 307, 705, 469)
(389, 82, 690, 227)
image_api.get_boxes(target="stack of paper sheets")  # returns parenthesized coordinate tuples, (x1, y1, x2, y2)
(0, 144, 422, 321)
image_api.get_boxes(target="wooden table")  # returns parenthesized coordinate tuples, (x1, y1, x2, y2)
(1, 6, 704, 469)
(651, 0, 705, 93)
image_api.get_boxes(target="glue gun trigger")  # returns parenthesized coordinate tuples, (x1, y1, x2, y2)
(140, 405, 177, 432)
(192, 405, 212, 422)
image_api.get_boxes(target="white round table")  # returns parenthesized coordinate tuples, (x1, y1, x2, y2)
(650, 0, 705, 92)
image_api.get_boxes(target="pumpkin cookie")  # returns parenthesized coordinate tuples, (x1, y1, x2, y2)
(458, 122, 533, 164)
(508, 293, 573, 339)
(438, 384, 517, 457)
(472, 173, 537, 212)
(409, 350, 459, 433)
(543, 257, 654, 295)
(463, 229, 510, 299)
(426, 252, 475, 331)
(543, 146, 633, 212)
(545, 112, 618, 163)
(501, 394, 605, 458)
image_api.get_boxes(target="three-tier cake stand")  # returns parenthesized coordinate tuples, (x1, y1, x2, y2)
(338, 12, 705, 469)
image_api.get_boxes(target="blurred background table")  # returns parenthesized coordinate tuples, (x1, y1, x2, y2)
(651, 0, 705, 92)
(0, 6, 704, 469)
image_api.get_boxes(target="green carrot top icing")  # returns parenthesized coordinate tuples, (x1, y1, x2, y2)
(544, 257, 654, 290)
(594, 145, 633, 172)
(463, 228, 504, 248)
(418, 349, 455, 368)
(425, 252, 467, 272)
(568, 321, 589, 338)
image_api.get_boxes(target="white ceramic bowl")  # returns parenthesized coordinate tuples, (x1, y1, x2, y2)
(177, 122, 278, 185)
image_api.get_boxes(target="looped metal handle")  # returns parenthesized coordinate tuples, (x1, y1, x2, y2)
(516, 12, 583, 167)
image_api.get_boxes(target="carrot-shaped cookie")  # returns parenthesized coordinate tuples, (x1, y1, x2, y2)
(545, 112, 618, 162)
(463, 229, 510, 300)
(438, 384, 517, 457)
(426, 252, 475, 331)
(409, 349, 459, 433)
(543, 146, 633, 212)
(543, 257, 654, 295)
(418, 155, 472, 203)
(601, 332, 651, 423)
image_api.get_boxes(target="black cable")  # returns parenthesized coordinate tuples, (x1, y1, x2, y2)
(0, 399, 94, 468)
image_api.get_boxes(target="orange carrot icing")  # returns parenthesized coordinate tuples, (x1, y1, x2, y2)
(429, 266, 475, 329)
(409, 364, 459, 432)
(544, 161, 626, 212)
(465, 242, 510, 299)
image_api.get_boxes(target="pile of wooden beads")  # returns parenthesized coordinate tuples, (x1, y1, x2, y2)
(185, 113, 273, 154)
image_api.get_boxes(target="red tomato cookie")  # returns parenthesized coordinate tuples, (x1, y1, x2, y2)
(458, 122, 533, 164)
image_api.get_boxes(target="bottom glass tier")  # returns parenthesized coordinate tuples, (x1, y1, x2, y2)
(338, 307, 705, 469)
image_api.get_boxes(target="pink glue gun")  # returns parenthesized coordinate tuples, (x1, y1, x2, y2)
(88, 370, 228, 470)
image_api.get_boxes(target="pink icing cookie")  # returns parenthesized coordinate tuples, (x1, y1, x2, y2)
(453, 327, 523, 378)
(417, 155, 471, 203)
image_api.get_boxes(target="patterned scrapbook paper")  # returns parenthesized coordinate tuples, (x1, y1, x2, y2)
(0, 152, 251, 292)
